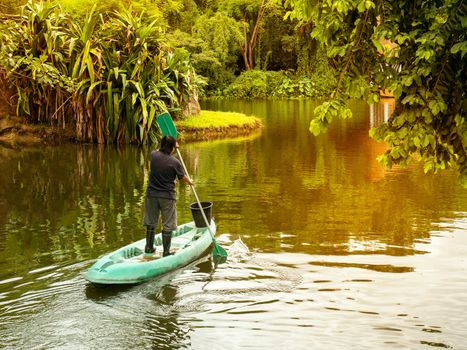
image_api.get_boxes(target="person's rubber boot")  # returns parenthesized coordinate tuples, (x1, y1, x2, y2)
(162, 231, 174, 257)
(144, 228, 155, 255)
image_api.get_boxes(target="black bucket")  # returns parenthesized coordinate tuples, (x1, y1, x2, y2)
(190, 201, 213, 228)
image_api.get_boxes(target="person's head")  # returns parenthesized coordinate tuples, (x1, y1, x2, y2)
(159, 135, 176, 155)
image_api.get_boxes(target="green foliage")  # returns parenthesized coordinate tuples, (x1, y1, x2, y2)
(310, 99, 351, 135)
(166, 0, 199, 33)
(0, 0, 202, 144)
(190, 11, 243, 91)
(224, 70, 270, 98)
(193, 12, 243, 65)
(283, 0, 467, 186)
(1, 1, 74, 124)
(219, 0, 264, 19)
(224, 69, 334, 98)
(57, 0, 124, 17)
(57, 0, 172, 21)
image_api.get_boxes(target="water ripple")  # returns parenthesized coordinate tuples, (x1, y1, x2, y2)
(0, 223, 466, 349)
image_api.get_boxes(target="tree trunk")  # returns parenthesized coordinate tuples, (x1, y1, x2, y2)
(241, 0, 269, 70)
(241, 25, 252, 70)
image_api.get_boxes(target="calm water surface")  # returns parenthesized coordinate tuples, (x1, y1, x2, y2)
(1, 100, 466, 349)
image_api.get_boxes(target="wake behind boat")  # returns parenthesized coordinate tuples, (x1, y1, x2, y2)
(84, 220, 216, 285)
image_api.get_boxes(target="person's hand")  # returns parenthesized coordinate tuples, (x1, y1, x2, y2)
(175, 141, 180, 148)
(183, 175, 193, 186)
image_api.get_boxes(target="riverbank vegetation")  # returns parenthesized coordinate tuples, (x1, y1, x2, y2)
(0, 1, 205, 144)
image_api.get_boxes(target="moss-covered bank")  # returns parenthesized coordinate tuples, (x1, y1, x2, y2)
(176, 110, 262, 142)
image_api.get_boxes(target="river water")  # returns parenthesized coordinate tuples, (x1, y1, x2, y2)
(0, 99, 466, 349)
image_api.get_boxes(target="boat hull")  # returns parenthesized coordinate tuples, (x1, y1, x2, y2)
(84, 221, 215, 285)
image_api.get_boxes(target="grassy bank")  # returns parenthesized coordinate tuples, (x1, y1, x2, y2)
(176, 110, 262, 142)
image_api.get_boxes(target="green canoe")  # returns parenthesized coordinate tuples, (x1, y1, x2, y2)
(84, 220, 215, 285)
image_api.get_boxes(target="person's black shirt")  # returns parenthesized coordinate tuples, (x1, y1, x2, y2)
(146, 150, 185, 200)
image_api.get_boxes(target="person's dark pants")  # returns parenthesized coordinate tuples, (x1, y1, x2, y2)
(143, 196, 177, 254)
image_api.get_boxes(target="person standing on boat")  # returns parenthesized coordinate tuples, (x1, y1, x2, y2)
(143, 135, 193, 257)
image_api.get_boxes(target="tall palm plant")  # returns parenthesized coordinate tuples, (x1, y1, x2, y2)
(5, 1, 73, 126)
(98, 8, 169, 144)
(68, 4, 104, 142)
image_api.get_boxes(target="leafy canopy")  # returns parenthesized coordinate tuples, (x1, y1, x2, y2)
(282, 0, 467, 186)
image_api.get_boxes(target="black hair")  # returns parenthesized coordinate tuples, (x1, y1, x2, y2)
(159, 135, 176, 155)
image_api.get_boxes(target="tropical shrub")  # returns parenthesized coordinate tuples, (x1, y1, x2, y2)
(0, 1, 74, 125)
(223, 69, 335, 98)
(0, 0, 202, 144)
(224, 70, 271, 98)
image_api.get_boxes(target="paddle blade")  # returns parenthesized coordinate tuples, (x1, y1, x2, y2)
(212, 239, 227, 262)
(213, 254, 227, 265)
(156, 112, 178, 139)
